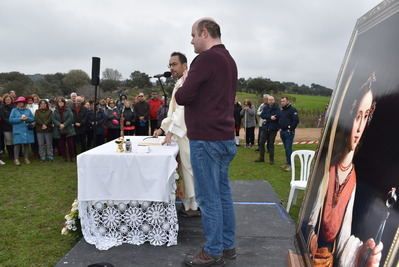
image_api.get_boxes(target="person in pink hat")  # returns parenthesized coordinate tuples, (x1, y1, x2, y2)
(9, 96, 35, 165)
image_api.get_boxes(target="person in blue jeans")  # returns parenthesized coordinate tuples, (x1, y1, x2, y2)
(278, 96, 299, 172)
(175, 18, 238, 267)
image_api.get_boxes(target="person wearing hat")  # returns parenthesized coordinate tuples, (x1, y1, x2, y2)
(9, 96, 35, 165)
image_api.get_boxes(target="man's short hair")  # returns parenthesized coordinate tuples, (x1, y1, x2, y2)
(197, 19, 221, 39)
(170, 52, 187, 64)
(263, 94, 270, 98)
(281, 96, 289, 101)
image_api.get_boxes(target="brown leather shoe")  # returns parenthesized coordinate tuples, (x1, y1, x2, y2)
(223, 248, 237, 260)
(184, 248, 225, 266)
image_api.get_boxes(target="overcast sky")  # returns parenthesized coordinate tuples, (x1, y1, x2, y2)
(0, 0, 382, 88)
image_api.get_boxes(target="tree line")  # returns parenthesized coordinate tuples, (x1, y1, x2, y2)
(0, 68, 332, 99)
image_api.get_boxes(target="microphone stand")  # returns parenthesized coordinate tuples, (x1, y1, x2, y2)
(157, 77, 169, 133)
(157, 77, 168, 108)
(93, 84, 98, 147)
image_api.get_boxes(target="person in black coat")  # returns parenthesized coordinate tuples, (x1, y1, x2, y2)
(0, 95, 15, 160)
(104, 100, 121, 141)
(121, 100, 136, 136)
(278, 96, 299, 171)
(233, 97, 242, 146)
(134, 93, 150, 136)
(87, 102, 106, 147)
(256, 95, 280, 164)
(71, 97, 89, 153)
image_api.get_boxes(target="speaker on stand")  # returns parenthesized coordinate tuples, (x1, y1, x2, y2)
(91, 57, 101, 147)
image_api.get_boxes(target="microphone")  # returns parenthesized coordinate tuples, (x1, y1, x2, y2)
(153, 71, 172, 78)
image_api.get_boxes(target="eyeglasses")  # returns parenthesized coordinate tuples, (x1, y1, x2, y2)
(167, 63, 178, 68)
(138, 95, 144, 97)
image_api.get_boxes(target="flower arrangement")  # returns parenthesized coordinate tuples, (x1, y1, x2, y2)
(61, 199, 80, 236)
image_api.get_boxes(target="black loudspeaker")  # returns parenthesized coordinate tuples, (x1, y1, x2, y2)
(91, 57, 101, 86)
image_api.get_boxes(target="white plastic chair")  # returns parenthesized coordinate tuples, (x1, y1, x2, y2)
(286, 150, 315, 212)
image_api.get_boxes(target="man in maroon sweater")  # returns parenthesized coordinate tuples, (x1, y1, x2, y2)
(175, 18, 238, 267)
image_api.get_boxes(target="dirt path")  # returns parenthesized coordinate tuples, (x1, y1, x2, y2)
(239, 128, 322, 142)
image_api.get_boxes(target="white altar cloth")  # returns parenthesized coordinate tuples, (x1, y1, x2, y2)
(77, 136, 180, 250)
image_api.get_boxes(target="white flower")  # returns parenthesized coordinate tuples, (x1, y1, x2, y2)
(71, 200, 78, 211)
(64, 214, 73, 221)
(124, 207, 143, 228)
(106, 231, 123, 244)
(61, 227, 68, 235)
(94, 201, 105, 210)
(146, 204, 165, 225)
(141, 223, 151, 233)
(127, 230, 145, 245)
(162, 222, 170, 231)
(139, 201, 151, 210)
(102, 207, 121, 228)
(117, 203, 127, 211)
(166, 205, 178, 225)
(173, 172, 179, 180)
(148, 228, 167, 246)
(119, 224, 129, 234)
(129, 200, 139, 207)
(98, 226, 107, 235)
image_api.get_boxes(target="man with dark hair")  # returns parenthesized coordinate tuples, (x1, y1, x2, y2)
(134, 92, 150, 136)
(278, 96, 299, 171)
(154, 51, 199, 217)
(175, 18, 237, 267)
(170, 51, 187, 64)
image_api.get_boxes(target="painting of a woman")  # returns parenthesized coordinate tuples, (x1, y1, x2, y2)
(307, 74, 383, 267)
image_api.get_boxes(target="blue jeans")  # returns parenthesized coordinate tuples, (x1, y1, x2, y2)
(280, 130, 294, 165)
(189, 140, 237, 257)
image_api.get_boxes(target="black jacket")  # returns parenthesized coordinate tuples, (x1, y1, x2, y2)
(71, 105, 88, 135)
(121, 107, 136, 127)
(87, 109, 106, 135)
(234, 102, 242, 127)
(0, 104, 14, 132)
(278, 104, 299, 131)
(134, 101, 149, 120)
(260, 103, 280, 131)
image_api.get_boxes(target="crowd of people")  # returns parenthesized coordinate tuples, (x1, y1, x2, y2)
(0, 88, 299, 171)
(234, 94, 299, 171)
(0, 90, 165, 165)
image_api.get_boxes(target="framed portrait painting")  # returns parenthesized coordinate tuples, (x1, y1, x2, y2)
(296, 1, 399, 266)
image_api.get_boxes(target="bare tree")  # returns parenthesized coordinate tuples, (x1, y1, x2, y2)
(102, 68, 122, 81)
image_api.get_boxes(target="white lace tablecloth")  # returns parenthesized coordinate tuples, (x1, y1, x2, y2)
(77, 136, 179, 250)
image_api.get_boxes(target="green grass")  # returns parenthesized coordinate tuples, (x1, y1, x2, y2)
(0, 158, 79, 266)
(236, 91, 330, 112)
(0, 143, 317, 266)
(230, 144, 317, 221)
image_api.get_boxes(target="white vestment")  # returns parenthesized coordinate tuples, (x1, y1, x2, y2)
(160, 77, 197, 211)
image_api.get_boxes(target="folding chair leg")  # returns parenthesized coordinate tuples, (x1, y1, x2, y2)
(286, 187, 295, 212)
(293, 190, 298, 205)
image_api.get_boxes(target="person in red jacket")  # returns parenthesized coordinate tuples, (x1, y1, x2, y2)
(147, 91, 163, 135)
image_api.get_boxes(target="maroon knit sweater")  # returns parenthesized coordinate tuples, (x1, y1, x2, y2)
(175, 44, 237, 141)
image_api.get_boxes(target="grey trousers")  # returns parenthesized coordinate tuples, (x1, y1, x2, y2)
(37, 132, 54, 160)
